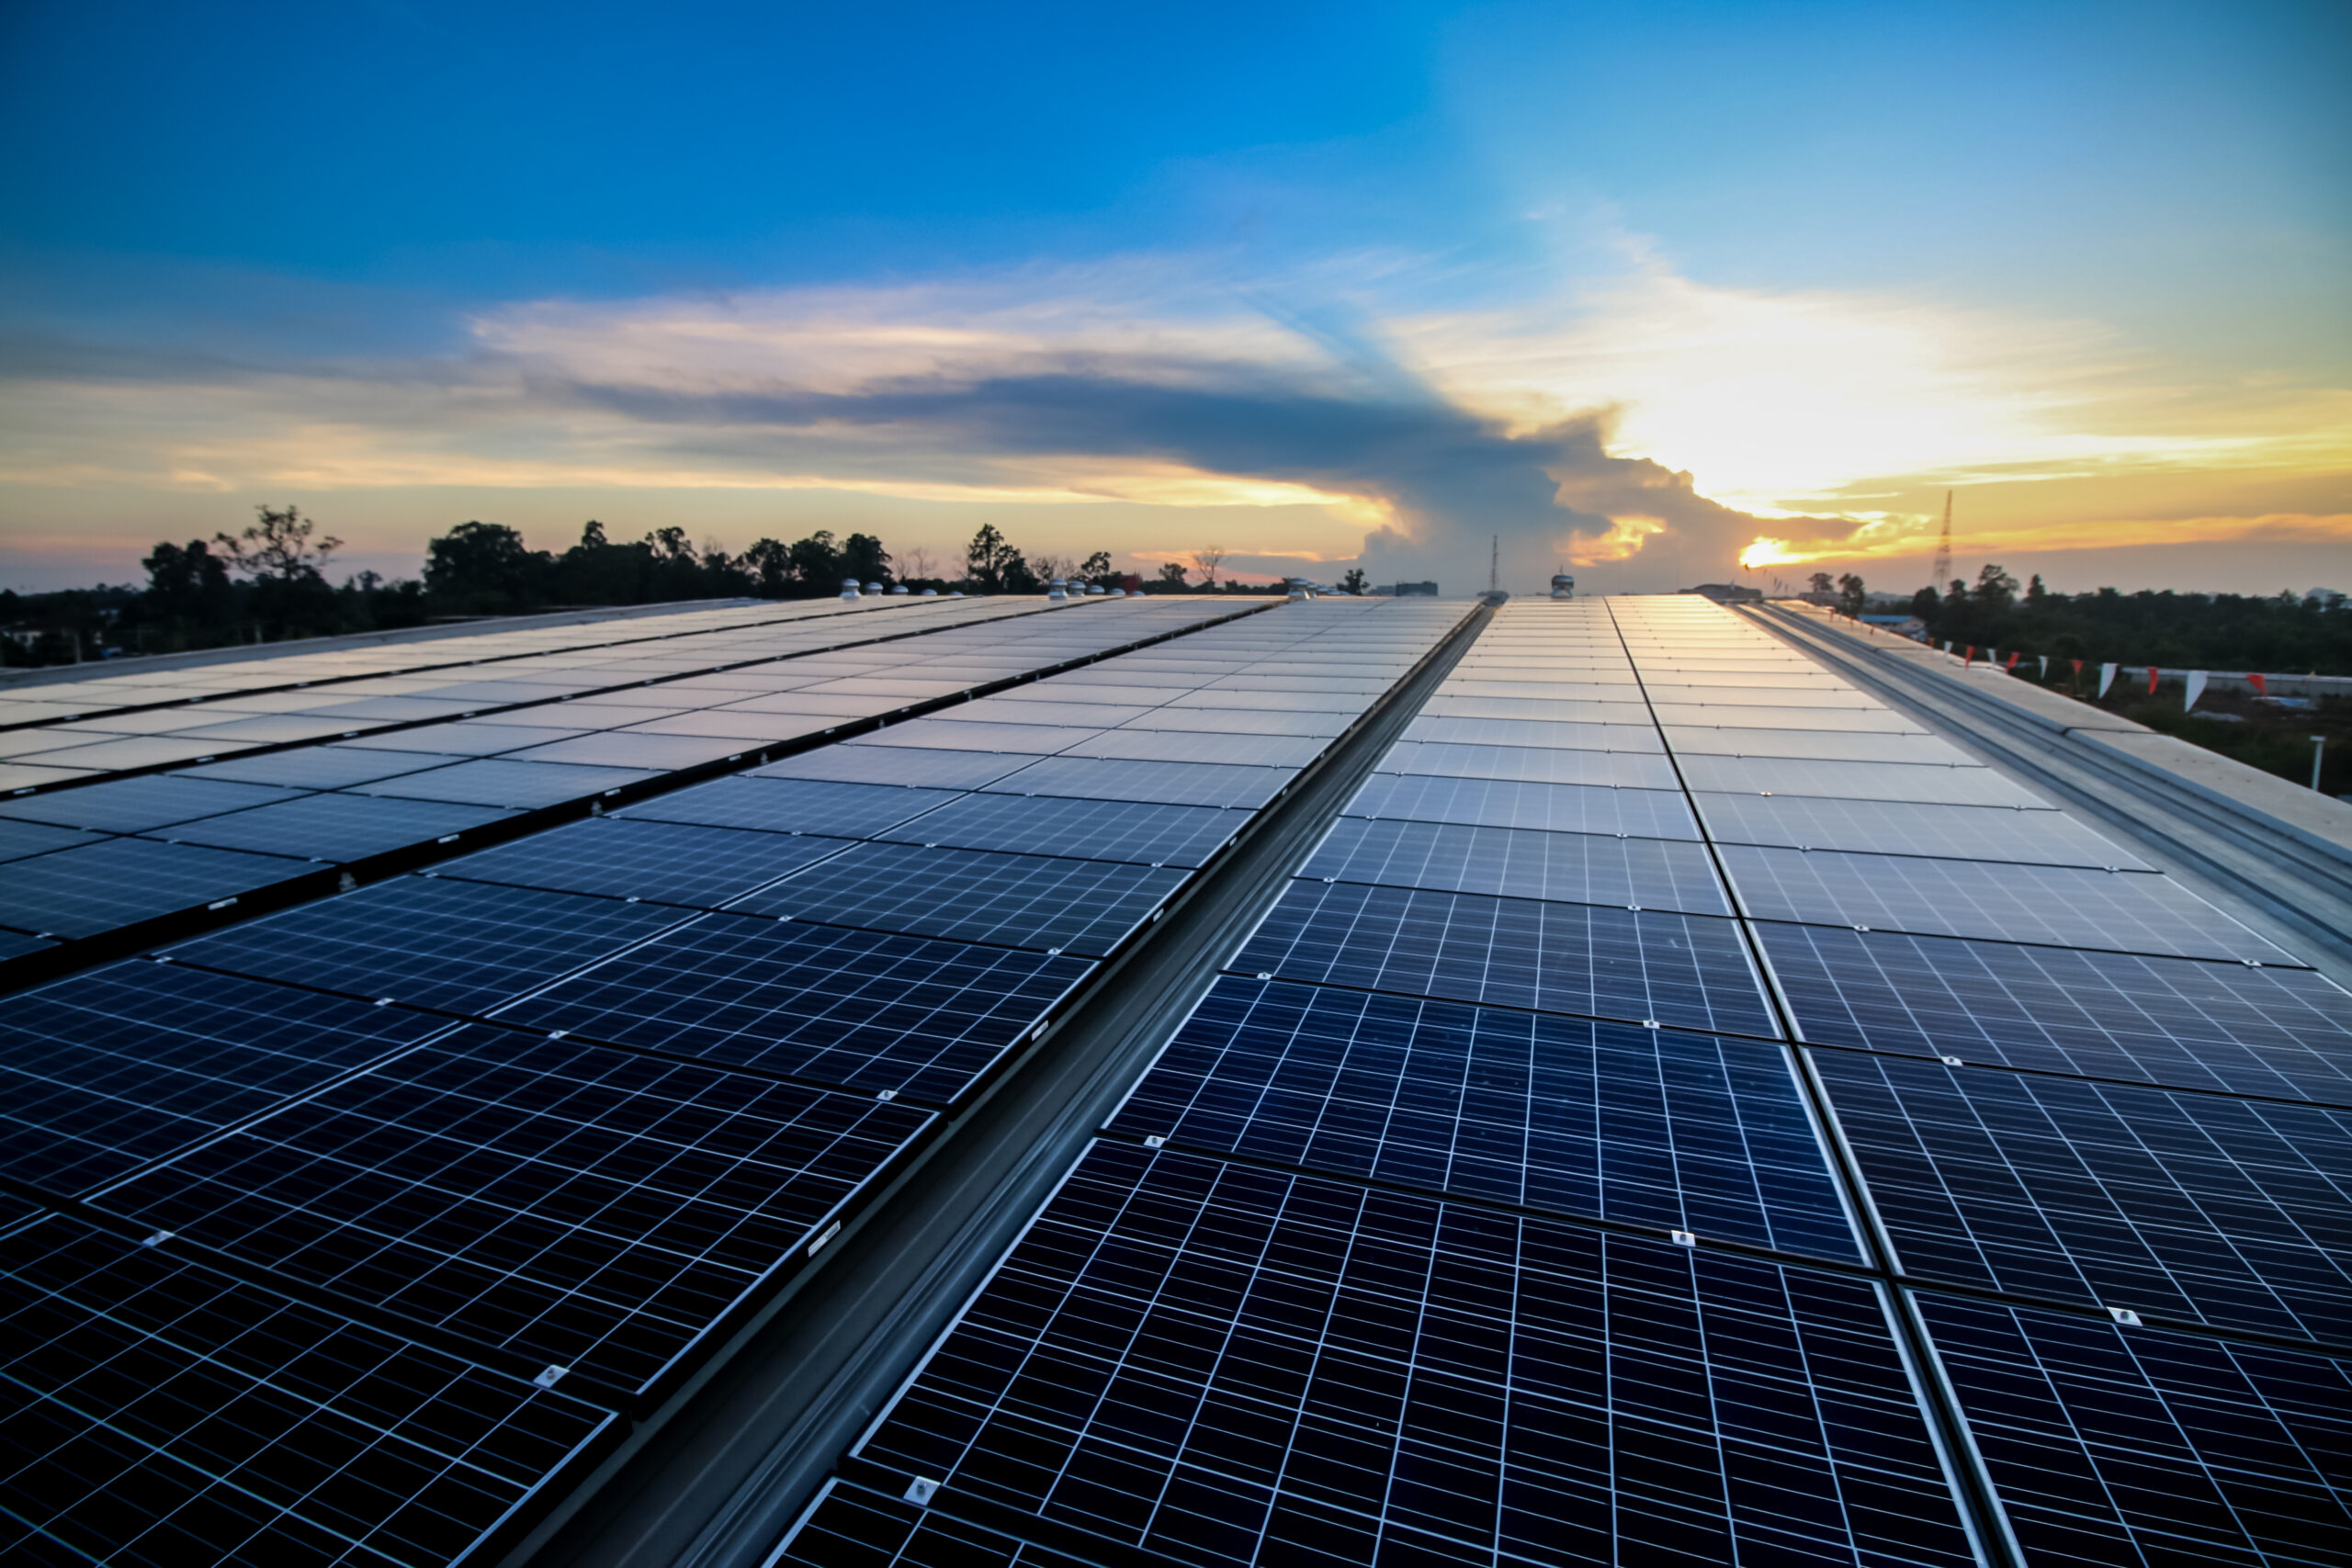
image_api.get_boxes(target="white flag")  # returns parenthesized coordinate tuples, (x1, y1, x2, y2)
(2185, 671, 2208, 712)
(2098, 662, 2118, 697)
(2039, 655, 2049, 678)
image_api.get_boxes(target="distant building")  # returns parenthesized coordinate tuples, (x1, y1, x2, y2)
(1383, 581, 1440, 597)
(1681, 582, 1762, 604)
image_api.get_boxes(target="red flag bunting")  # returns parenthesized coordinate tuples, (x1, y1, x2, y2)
(2005, 651, 2022, 671)
(2147, 665, 2161, 694)
(2071, 659, 2084, 674)
(2248, 672, 2268, 696)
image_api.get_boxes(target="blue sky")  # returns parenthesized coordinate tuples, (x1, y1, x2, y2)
(2, 0, 2344, 592)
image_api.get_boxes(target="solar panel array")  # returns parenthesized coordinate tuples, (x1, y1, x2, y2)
(0, 596, 1242, 973)
(0, 595, 914, 793)
(785, 595, 2352, 1566)
(0, 594, 1467, 1563)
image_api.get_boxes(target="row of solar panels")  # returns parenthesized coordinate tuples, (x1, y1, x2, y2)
(0, 597, 1243, 975)
(0, 596, 933, 789)
(0, 596, 1471, 1564)
(782, 596, 2350, 1567)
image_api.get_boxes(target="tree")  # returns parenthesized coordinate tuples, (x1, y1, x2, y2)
(897, 545, 938, 584)
(1807, 570, 1835, 593)
(742, 538, 794, 597)
(1156, 561, 1190, 590)
(789, 530, 844, 592)
(215, 504, 342, 582)
(1340, 568, 1370, 595)
(1188, 546, 1229, 589)
(1974, 562, 2021, 608)
(966, 524, 1023, 591)
(1911, 585, 1940, 620)
(1080, 550, 1113, 584)
(842, 533, 891, 586)
(424, 521, 554, 615)
(1837, 572, 1866, 616)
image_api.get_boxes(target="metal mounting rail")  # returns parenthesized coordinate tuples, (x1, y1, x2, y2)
(1742, 604, 2352, 983)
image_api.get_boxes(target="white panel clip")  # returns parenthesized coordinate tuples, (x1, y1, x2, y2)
(140, 1230, 174, 1247)
(1671, 1231, 1697, 1247)
(533, 1365, 569, 1388)
(1939, 1055, 1963, 1066)
(2109, 1307, 2143, 1326)
(807, 1220, 842, 1257)
(903, 1476, 940, 1506)
(1143, 1135, 1165, 1149)
(876, 1089, 897, 1101)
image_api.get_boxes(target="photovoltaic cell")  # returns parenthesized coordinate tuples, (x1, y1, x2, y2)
(1693, 791, 2150, 868)
(872, 791, 1240, 869)
(736, 841, 1185, 957)
(93, 1027, 936, 1395)
(1346, 773, 1700, 839)
(1759, 923, 2352, 1102)
(0, 962, 450, 1193)
(1116, 706, 1350, 738)
(0, 1214, 616, 1568)
(499, 913, 1093, 1102)
(1813, 1052, 2352, 1343)
(1917, 1294, 2352, 1566)
(165, 877, 684, 1017)
(1063, 728, 1327, 768)
(621, 776, 962, 838)
(0, 931, 55, 964)
(157, 792, 520, 863)
(1401, 716, 1664, 752)
(1233, 881, 1779, 1038)
(435, 817, 853, 908)
(1305, 816, 1732, 915)
(0, 837, 320, 940)
(850, 1144, 1976, 1567)
(1724, 847, 2281, 963)
(1110, 976, 1858, 1259)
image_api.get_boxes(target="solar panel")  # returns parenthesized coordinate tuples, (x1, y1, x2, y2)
(1062, 728, 1328, 767)
(1917, 1294, 2352, 1565)
(0, 931, 56, 964)
(0, 1213, 617, 1568)
(1374, 738, 1680, 788)
(1114, 705, 1351, 737)
(1649, 703, 1919, 732)
(1813, 1052, 2352, 1343)
(979, 756, 1290, 810)
(775, 1479, 1094, 1567)
(871, 791, 1240, 869)
(181, 747, 474, 789)
(1402, 715, 1665, 751)
(164, 878, 684, 1017)
(751, 747, 1046, 790)
(734, 841, 1185, 958)
(0, 818, 99, 863)
(0, 774, 302, 833)
(1109, 976, 1858, 1259)
(91, 1027, 936, 1396)
(0, 837, 322, 941)
(434, 817, 856, 908)
(497, 913, 1093, 1103)
(1724, 847, 2283, 963)
(511, 731, 762, 771)
(846, 719, 1084, 754)
(1693, 791, 2151, 868)
(845, 1143, 1977, 1566)
(0, 962, 451, 1193)
(1665, 728, 1975, 765)
(1677, 754, 2044, 807)
(1233, 881, 1779, 1038)
(1346, 773, 1701, 838)
(350, 757, 659, 808)
(1759, 923, 2352, 1101)
(1305, 816, 1733, 914)
(621, 776, 963, 838)
(343, 720, 590, 756)
(156, 792, 520, 863)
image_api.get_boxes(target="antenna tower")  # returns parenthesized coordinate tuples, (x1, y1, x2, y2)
(1929, 491, 1953, 593)
(1488, 535, 1500, 595)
